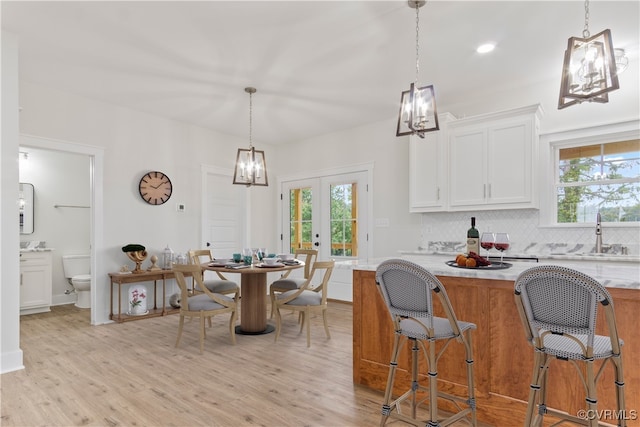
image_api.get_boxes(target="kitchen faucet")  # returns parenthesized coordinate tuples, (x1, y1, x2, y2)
(595, 212, 610, 254)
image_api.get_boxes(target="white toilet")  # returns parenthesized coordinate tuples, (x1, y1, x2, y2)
(62, 254, 91, 309)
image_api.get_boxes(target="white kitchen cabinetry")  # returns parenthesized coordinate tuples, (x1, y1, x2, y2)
(20, 251, 52, 315)
(448, 104, 542, 211)
(409, 113, 455, 212)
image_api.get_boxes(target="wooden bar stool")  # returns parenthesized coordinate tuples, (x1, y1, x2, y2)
(375, 259, 477, 427)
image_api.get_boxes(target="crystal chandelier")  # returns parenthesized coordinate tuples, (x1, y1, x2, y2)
(233, 87, 268, 187)
(558, 0, 619, 109)
(396, 0, 439, 138)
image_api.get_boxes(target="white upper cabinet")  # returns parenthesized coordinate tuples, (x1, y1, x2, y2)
(448, 104, 542, 211)
(409, 113, 455, 212)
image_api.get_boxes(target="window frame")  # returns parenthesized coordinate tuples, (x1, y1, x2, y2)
(540, 120, 640, 228)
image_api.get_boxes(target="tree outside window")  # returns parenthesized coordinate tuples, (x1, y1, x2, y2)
(556, 139, 640, 223)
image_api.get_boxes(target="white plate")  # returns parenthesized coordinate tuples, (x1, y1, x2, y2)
(258, 262, 284, 268)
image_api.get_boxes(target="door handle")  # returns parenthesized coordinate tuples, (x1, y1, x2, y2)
(314, 242, 320, 247)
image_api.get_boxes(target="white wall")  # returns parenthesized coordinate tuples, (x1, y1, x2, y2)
(17, 81, 280, 325)
(271, 118, 423, 259)
(1, 32, 24, 374)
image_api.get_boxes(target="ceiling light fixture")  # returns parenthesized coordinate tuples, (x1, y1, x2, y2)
(558, 0, 619, 109)
(396, 0, 439, 138)
(476, 43, 495, 54)
(614, 48, 628, 74)
(232, 87, 268, 187)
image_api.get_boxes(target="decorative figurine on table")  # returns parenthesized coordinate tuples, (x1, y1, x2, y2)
(147, 254, 162, 271)
(121, 243, 147, 274)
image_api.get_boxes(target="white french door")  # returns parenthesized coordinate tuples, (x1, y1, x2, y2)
(280, 170, 369, 261)
(201, 166, 247, 258)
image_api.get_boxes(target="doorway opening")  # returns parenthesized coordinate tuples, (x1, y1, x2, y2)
(20, 134, 104, 325)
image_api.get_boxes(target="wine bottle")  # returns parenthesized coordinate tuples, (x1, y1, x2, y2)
(466, 217, 480, 255)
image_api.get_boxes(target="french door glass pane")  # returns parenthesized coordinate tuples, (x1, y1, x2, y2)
(289, 187, 313, 252)
(330, 183, 357, 257)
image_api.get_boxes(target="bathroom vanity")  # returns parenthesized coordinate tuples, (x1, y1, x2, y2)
(19, 251, 52, 315)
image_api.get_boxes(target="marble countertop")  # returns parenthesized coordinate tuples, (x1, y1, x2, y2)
(335, 254, 640, 290)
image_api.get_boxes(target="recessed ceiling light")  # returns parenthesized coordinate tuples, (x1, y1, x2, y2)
(476, 43, 495, 54)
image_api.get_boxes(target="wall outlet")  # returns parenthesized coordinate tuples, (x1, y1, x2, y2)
(375, 218, 390, 227)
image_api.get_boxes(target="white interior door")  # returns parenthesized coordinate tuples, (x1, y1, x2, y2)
(280, 170, 369, 261)
(201, 166, 246, 259)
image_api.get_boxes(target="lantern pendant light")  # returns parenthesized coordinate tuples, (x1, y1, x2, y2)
(233, 87, 268, 187)
(558, 0, 619, 109)
(396, 0, 439, 138)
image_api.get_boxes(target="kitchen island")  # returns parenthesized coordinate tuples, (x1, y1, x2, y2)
(349, 255, 639, 426)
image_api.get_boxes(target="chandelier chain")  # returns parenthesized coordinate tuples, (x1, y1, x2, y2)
(582, 0, 590, 38)
(248, 91, 253, 148)
(415, 3, 420, 85)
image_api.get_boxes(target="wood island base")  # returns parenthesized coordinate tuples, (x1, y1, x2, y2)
(353, 269, 639, 427)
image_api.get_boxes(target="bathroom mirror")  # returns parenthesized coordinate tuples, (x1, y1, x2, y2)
(19, 183, 34, 234)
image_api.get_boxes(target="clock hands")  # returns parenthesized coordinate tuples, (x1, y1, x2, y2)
(149, 181, 169, 189)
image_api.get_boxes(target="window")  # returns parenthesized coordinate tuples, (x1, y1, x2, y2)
(555, 139, 640, 223)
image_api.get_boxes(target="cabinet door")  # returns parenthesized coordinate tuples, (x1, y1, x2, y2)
(449, 128, 486, 208)
(409, 132, 446, 212)
(20, 264, 50, 308)
(487, 120, 532, 205)
(20, 252, 52, 313)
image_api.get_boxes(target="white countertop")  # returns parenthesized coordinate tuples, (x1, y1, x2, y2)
(335, 254, 640, 290)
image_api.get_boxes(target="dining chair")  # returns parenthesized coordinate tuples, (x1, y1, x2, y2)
(375, 259, 477, 427)
(188, 249, 239, 302)
(514, 265, 626, 427)
(269, 248, 318, 318)
(172, 263, 237, 353)
(273, 259, 334, 348)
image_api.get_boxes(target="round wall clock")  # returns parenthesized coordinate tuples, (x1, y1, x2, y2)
(138, 171, 172, 205)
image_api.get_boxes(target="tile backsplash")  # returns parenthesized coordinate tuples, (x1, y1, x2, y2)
(420, 209, 639, 256)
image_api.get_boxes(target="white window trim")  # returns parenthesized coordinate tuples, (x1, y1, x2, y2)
(539, 119, 640, 228)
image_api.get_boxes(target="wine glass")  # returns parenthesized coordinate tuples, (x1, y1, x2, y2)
(494, 233, 510, 265)
(480, 232, 495, 259)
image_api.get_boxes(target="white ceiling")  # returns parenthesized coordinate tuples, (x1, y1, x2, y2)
(2, 1, 638, 146)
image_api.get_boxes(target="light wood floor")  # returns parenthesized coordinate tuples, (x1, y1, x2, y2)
(1, 302, 490, 427)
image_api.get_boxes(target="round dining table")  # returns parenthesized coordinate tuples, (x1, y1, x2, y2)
(201, 261, 304, 335)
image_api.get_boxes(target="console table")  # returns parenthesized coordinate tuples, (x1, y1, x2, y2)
(108, 269, 191, 323)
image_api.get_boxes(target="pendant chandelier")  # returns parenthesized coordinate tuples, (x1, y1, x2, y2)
(558, 0, 619, 109)
(396, 0, 439, 138)
(233, 87, 268, 187)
